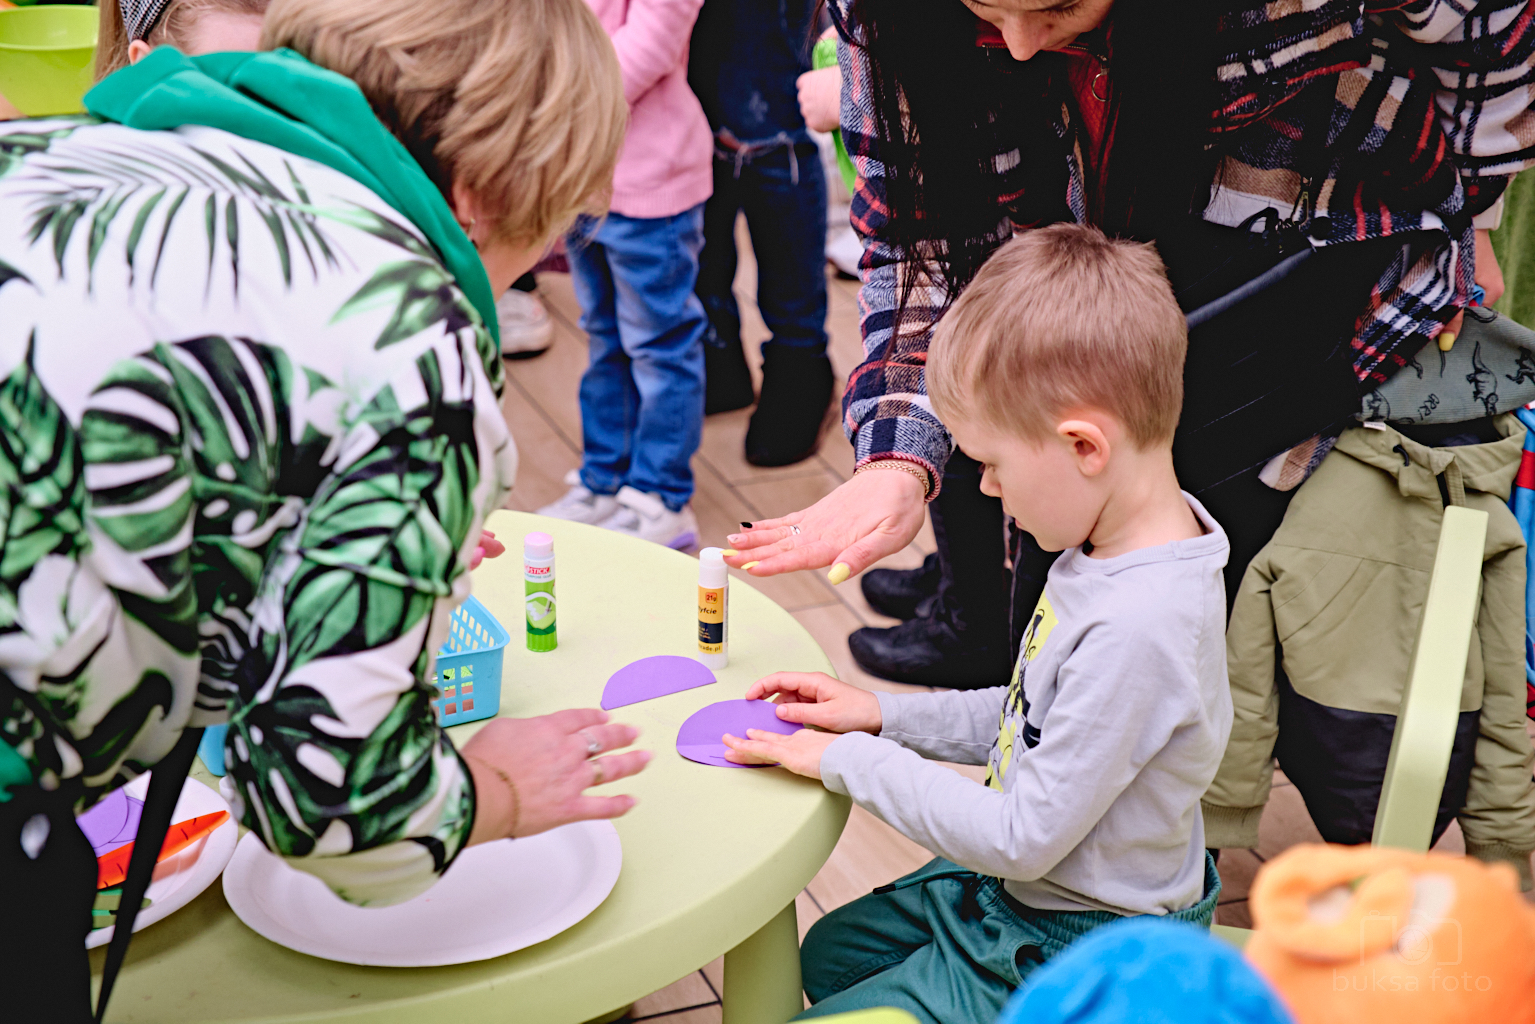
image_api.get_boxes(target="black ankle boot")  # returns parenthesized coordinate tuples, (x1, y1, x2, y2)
(861, 553, 940, 620)
(848, 612, 1014, 689)
(745, 344, 835, 466)
(704, 336, 755, 415)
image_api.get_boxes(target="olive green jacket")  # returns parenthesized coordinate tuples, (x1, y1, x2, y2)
(1205, 417, 1535, 881)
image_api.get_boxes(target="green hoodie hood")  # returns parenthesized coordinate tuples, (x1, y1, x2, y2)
(84, 47, 499, 349)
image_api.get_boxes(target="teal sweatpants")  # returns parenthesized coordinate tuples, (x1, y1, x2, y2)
(797, 855, 1221, 1024)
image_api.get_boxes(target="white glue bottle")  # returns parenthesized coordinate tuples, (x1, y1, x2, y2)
(696, 547, 729, 669)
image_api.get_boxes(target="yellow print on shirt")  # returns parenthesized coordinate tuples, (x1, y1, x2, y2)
(984, 593, 1058, 791)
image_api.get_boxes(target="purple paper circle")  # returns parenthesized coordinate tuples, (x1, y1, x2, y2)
(676, 699, 804, 768)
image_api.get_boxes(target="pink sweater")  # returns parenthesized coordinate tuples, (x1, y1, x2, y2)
(587, 0, 714, 219)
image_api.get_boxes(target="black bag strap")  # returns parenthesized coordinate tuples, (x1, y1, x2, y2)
(95, 726, 203, 1023)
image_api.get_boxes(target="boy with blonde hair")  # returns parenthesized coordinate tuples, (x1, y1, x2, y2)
(724, 224, 1232, 1022)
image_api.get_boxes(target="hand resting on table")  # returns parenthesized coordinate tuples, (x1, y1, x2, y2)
(463, 710, 650, 844)
(723, 672, 881, 780)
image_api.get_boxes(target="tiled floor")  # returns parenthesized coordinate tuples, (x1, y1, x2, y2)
(501, 228, 1533, 1023)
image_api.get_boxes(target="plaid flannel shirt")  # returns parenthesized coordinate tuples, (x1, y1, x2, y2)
(839, 0, 1535, 494)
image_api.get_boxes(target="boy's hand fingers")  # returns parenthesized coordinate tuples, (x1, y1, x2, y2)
(771, 702, 839, 728)
(722, 733, 780, 765)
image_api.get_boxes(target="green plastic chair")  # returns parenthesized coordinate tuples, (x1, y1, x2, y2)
(814, 1011, 919, 1024)
(1210, 505, 1490, 950)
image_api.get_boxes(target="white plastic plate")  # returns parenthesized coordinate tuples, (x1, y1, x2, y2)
(86, 773, 238, 949)
(222, 820, 623, 966)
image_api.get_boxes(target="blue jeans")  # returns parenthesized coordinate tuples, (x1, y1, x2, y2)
(697, 139, 827, 355)
(567, 207, 708, 511)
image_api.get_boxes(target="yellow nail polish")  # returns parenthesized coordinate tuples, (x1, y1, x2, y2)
(721, 549, 739, 557)
(827, 563, 851, 585)
(1438, 331, 1457, 352)
(742, 561, 760, 570)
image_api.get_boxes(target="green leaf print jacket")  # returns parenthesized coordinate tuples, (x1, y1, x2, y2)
(0, 116, 517, 905)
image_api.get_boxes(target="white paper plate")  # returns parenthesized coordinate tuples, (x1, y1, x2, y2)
(86, 773, 238, 949)
(222, 820, 623, 966)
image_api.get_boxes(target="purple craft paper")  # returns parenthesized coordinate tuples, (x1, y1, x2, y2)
(601, 655, 716, 710)
(676, 699, 804, 768)
(76, 788, 143, 856)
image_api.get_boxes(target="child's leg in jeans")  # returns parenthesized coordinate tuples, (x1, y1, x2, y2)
(741, 142, 827, 355)
(796, 862, 1023, 1024)
(589, 207, 708, 511)
(568, 223, 635, 496)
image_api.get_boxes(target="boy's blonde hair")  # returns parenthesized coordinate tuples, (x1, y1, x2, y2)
(261, 0, 626, 248)
(928, 223, 1187, 449)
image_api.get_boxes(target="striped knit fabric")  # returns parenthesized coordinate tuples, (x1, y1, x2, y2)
(836, 1, 1535, 491)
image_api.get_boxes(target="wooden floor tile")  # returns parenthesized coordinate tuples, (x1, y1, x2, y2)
(1214, 848, 1265, 904)
(1214, 901, 1253, 929)
(805, 804, 937, 912)
(629, 970, 719, 1019)
(1254, 784, 1325, 861)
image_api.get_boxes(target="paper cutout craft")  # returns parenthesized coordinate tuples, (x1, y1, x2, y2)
(96, 810, 229, 889)
(601, 655, 717, 710)
(77, 788, 144, 857)
(676, 699, 804, 768)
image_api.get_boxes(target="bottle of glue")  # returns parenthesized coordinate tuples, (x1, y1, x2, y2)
(524, 532, 556, 652)
(697, 547, 728, 669)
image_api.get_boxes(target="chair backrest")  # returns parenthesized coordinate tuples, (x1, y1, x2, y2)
(1213, 505, 1489, 950)
(1372, 504, 1488, 851)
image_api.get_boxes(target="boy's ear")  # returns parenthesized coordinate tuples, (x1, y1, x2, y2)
(1057, 419, 1111, 477)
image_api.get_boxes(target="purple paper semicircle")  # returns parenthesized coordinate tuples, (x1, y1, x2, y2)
(602, 655, 717, 710)
(76, 788, 144, 856)
(676, 699, 804, 768)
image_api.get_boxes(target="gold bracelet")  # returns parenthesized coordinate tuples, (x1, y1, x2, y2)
(856, 459, 933, 499)
(473, 757, 521, 839)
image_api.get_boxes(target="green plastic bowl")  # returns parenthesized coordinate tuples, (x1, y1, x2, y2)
(0, 6, 98, 117)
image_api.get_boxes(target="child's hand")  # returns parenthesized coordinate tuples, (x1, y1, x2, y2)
(796, 66, 842, 133)
(746, 672, 881, 734)
(470, 529, 506, 570)
(723, 727, 839, 779)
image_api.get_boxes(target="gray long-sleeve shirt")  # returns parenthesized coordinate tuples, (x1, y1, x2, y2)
(820, 495, 1232, 916)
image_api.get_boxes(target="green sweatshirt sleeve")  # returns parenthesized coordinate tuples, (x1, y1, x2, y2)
(1458, 540, 1535, 889)
(1203, 553, 1282, 849)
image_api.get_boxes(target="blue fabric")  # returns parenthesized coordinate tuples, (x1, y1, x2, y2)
(567, 207, 708, 511)
(698, 144, 828, 355)
(1510, 406, 1535, 704)
(687, 0, 818, 142)
(795, 855, 1221, 1024)
(996, 917, 1295, 1024)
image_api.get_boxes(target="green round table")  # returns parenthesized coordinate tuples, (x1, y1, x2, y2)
(90, 511, 851, 1024)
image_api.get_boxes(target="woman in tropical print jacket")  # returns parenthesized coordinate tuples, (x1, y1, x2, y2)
(0, 0, 641, 1007)
(725, 0, 1535, 591)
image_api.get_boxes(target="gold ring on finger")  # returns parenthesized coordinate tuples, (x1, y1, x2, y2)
(591, 759, 606, 787)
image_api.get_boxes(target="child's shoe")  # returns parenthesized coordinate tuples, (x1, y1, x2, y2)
(598, 487, 698, 550)
(497, 288, 553, 360)
(537, 470, 619, 523)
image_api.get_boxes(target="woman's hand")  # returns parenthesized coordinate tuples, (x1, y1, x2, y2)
(724, 728, 839, 778)
(725, 468, 927, 581)
(1442, 228, 1506, 342)
(462, 710, 650, 844)
(796, 65, 842, 134)
(746, 672, 882, 734)
(469, 529, 506, 570)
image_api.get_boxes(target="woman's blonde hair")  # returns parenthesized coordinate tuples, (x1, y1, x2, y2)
(261, 0, 626, 248)
(95, 0, 270, 80)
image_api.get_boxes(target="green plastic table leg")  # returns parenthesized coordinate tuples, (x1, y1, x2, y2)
(722, 901, 802, 1024)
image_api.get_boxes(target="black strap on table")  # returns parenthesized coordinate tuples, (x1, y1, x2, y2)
(95, 726, 204, 1023)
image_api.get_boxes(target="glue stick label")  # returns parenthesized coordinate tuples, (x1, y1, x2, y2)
(525, 559, 557, 651)
(698, 584, 727, 654)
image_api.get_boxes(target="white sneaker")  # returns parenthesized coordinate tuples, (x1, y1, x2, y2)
(497, 288, 553, 359)
(597, 486, 698, 550)
(826, 226, 862, 280)
(537, 469, 619, 524)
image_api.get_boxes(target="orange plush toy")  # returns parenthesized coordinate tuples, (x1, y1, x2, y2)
(1246, 844, 1535, 1024)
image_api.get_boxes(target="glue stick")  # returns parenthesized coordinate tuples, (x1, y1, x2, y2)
(524, 532, 557, 652)
(697, 547, 729, 669)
